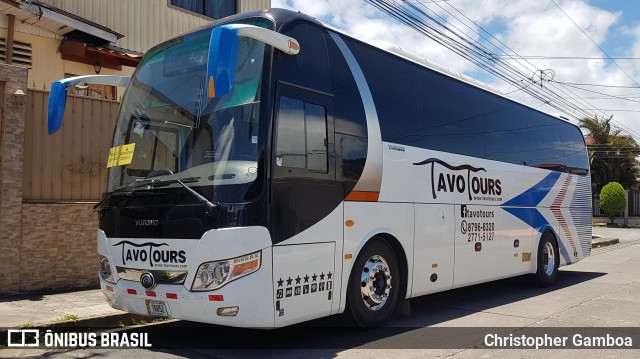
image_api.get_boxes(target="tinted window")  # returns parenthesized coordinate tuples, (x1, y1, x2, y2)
(276, 97, 306, 168)
(345, 39, 421, 142)
(305, 103, 328, 172)
(278, 22, 331, 94)
(484, 106, 529, 165)
(170, 0, 235, 19)
(343, 36, 587, 174)
(526, 114, 566, 170)
(275, 96, 328, 172)
(419, 69, 487, 158)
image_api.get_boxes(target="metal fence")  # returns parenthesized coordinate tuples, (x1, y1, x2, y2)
(23, 89, 120, 202)
(593, 190, 640, 217)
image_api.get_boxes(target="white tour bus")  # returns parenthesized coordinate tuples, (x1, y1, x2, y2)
(48, 9, 591, 328)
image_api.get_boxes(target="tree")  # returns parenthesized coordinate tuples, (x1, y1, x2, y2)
(600, 182, 626, 224)
(579, 116, 640, 193)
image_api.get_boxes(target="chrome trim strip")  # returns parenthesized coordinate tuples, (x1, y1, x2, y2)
(116, 267, 188, 285)
(328, 31, 383, 193)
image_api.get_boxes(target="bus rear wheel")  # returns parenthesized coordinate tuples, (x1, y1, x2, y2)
(531, 231, 559, 287)
(346, 238, 400, 327)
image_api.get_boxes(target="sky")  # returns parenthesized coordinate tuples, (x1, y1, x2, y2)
(272, 0, 640, 141)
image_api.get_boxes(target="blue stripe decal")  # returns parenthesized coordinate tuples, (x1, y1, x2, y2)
(501, 171, 571, 264)
(501, 207, 548, 233)
(502, 172, 560, 207)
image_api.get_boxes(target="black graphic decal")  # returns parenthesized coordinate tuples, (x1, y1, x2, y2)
(276, 289, 283, 299)
(112, 241, 186, 267)
(413, 158, 503, 201)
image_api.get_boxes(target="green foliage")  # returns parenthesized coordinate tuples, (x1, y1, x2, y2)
(57, 314, 79, 322)
(600, 182, 626, 224)
(580, 116, 640, 193)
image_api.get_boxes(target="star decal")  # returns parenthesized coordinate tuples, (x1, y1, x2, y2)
(286, 277, 293, 286)
(304, 274, 310, 283)
(295, 276, 301, 284)
(277, 278, 284, 287)
(327, 272, 332, 279)
(320, 272, 325, 280)
(312, 273, 318, 282)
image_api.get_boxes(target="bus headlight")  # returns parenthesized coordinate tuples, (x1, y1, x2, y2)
(99, 256, 116, 284)
(191, 251, 261, 291)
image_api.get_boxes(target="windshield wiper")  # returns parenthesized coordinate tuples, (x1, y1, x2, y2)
(95, 177, 219, 213)
(93, 179, 158, 213)
(150, 178, 219, 211)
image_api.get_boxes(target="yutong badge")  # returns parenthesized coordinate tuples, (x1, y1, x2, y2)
(140, 272, 156, 290)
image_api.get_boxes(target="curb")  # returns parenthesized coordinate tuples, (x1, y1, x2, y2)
(592, 237, 620, 248)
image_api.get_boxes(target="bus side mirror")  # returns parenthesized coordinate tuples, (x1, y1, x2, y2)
(48, 81, 68, 134)
(207, 25, 239, 99)
(48, 75, 130, 134)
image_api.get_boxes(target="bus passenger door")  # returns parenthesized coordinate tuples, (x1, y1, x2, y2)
(271, 83, 343, 326)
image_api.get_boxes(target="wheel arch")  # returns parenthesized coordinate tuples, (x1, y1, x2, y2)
(373, 232, 409, 301)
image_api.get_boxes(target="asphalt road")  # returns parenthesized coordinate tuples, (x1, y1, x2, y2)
(7, 227, 640, 358)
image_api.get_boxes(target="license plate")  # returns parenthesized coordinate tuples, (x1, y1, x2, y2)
(145, 300, 169, 317)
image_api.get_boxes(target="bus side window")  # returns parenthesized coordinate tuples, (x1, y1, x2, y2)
(275, 96, 328, 173)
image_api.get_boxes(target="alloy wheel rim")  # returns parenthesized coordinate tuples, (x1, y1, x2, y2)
(360, 255, 392, 311)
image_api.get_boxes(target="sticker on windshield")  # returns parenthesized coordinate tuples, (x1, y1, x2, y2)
(107, 143, 136, 168)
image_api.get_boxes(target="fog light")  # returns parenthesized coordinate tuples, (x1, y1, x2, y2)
(216, 306, 239, 317)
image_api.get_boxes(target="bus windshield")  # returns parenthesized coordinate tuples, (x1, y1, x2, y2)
(107, 24, 268, 203)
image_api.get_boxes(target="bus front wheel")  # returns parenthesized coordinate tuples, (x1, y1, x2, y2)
(346, 237, 400, 327)
(531, 231, 559, 287)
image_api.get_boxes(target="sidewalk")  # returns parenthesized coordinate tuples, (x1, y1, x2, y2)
(0, 226, 635, 330)
(0, 288, 144, 329)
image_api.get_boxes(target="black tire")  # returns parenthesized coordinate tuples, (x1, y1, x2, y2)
(531, 231, 559, 287)
(345, 237, 400, 328)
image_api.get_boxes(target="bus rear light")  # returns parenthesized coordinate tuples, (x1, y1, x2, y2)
(191, 251, 261, 291)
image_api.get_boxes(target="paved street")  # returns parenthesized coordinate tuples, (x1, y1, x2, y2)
(5, 226, 640, 358)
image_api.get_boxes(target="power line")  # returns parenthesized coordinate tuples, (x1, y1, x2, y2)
(555, 81, 640, 89)
(561, 84, 640, 105)
(416, 0, 611, 121)
(398, 0, 602, 120)
(498, 55, 640, 60)
(550, 0, 640, 88)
